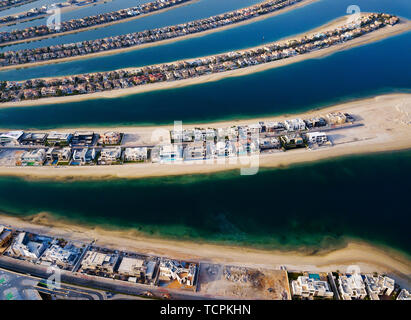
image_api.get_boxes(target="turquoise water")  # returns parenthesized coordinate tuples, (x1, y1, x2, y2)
(0, 0, 410, 129)
(1, 150, 411, 255)
(1, 30, 410, 129)
(0, 0, 410, 255)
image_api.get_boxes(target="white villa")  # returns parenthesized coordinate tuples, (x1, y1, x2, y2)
(338, 273, 367, 300)
(124, 147, 148, 162)
(291, 275, 334, 298)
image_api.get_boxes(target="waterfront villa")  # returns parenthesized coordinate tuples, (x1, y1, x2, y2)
(306, 132, 328, 144)
(17, 149, 46, 166)
(98, 147, 122, 165)
(124, 147, 148, 162)
(72, 148, 96, 165)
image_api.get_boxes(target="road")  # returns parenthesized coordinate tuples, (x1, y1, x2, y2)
(0, 256, 221, 300)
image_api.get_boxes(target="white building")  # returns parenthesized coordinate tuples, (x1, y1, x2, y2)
(81, 251, 119, 273)
(159, 144, 183, 162)
(338, 273, 367, 300)
(364, 275, 395, 299)
(284, 119, 306, 132)
(117, 257, 146, 277)
(0, 131, 24, 145)
(291, 276, 334, 298)
(9, 232, 48, 260)
(46, 132, 72, 145)
(41, 243, 80, 268)
(98, 147, 122, 165)
(159, 259, 197, 286)
(306, 132, 328, 144)
(184, 142, 205, 161)
(397, 289, 411, 300)
(72, 148, 96, 164)
(19, 149, 46, 166)
(124, 147, 148, 162)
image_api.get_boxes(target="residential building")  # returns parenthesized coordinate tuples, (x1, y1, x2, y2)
(98, 131, 122, 145)
(159, 259, 197, 286)
(80, 250, 119, 273)
(98, 147, 122, 165)
(71, 131, 96, 146)
(20, 132, 48, 145)
(338, 273, 367, 300)
(397, 289, 411, 300)
(9, 232, 49, 260)
(325, 112, 347, 125)
(291, 275, 334, 298)
(46, 132, 72, 146)
(117, 257, 146, 277)
(159, 144, 183, 162)
(284, 119, 306, 132)
(306, 132, 328, 144)
(41, 243, 81, 269)
(0, 131, 24, 145)
(72, 148, 96, 165)
(364, 275, 395, 300)
(0, 228, 12, 246)
(46, 147, 72, 164)
(18, 149, 46, 166)
(280, 134, 305, 149)
(184, 142, 205, 161)
(124, 147, 148, 162)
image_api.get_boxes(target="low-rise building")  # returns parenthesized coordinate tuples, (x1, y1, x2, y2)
(46, 132, 72, 146)
(17, 149, 46, 166)
(0, 227, 12, 247)
(280, 134, 305, 149)
(117, 257, 146, 277)
(364, 275, 395, 300)
(338, 273, 367, 300)
(397, 289, 411, 300)
(98, 147, 122, 165)
(306, 132, 328, 144)
(80, 250, 119, 273)
(41, 242, 82, 269)
(9, 232, 50, 260)
(20, 132, 48, 145)
(0, 131, 24, 145)
(291, 275, 334, 298)
(46, 147, 72, 164)
(184, 142, 206, 161)
(72, 148, 96, 165)
(159, 144, 183, 162)
(98, 131, 122, 145)
(284, 119, 306, 132)
(124, 147, 148, 162)
(71, 131, 96, 146)
(159, 259, 197, 287)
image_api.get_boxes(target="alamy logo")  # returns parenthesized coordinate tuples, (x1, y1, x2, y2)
(46, 266, 61, 290)
(46, 4, 61, 31)
(346, 5, 361, 25)
(150, 121, 260, 176)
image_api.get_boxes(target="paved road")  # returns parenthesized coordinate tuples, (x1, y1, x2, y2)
(0, 256, 220, 300)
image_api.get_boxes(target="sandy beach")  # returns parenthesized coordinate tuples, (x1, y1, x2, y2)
(0, 212, 410, 289)
(0, 0, 320, 70)
(1, 16, 410, 108)
(0, 93, 410, 180)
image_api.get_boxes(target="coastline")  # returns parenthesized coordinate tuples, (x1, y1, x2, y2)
(0, 93, 410, 180)
(0, 0, 115, 28)
(1, 16, 410, 108)
(0, 0, 200, 47)
(0, 212, 410, 288)
(0, 0, 320, 70)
